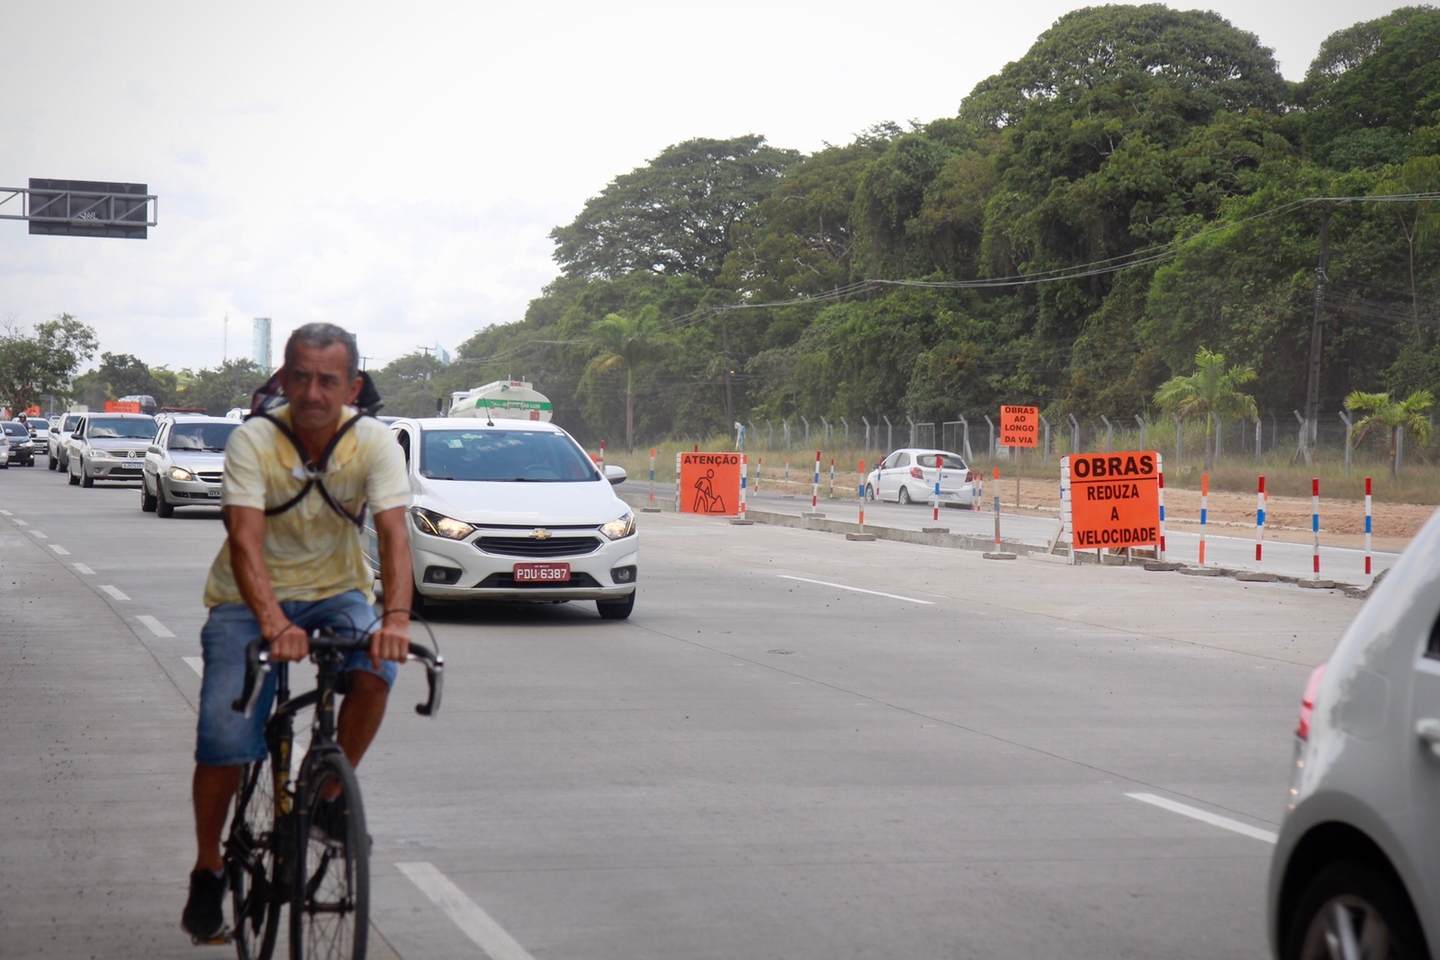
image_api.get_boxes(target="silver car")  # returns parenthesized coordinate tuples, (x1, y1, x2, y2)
(141, 415, 238, 516)
(1268, 510, 1440, 959)
(65, 413, 158, 487)
(48, 413, 83, 470)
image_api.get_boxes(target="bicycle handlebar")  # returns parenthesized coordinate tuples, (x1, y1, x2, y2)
(231, 628, 444, 719)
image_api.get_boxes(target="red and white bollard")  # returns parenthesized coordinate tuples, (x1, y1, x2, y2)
(1254, 475, 1266, 566)
(933, 454, 943, 523)
(1365, 476, 1373, 576)
(648, 447, 656, 508)
(858, 460, 866, 532)
(1312, 478, 1321, 579)
(829, 458, 835, 499)
(598, 440, 605, 472)
(1156, 466, 1168, 561)
(1199, 473, 1209, 565)
(739, 454, 748, 519)
(812, 451, 821, 510)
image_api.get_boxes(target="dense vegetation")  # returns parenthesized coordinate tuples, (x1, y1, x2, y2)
(418, 4, 1440, 447)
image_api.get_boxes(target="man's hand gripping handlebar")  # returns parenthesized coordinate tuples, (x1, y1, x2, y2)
(231, 628, 445, 719)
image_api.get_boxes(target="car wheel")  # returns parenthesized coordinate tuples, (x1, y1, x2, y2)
(156, 482, 174, 517)
(47, 455, 56, 470)
(596, 592, 635, 620)
(1283, 859, 1425, 960)
(140, 478, 157, 512)
(67, 462, 78, 484)
(865, 483, 875, 502)
(897, 486, 912, 505)
(80, 461, 94, 487)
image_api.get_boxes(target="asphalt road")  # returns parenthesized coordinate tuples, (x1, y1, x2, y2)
(0, 464, 1365, 958)
(631, 480, 1399, 585)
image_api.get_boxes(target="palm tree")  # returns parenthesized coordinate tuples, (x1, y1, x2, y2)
(1344, 389, 1434, 482)
(586, 308, 670, 451)
(1154, 347, 1258, 472)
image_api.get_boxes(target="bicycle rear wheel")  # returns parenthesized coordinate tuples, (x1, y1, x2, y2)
(291, 752, 368, 960)
(226, 757, 282, 960)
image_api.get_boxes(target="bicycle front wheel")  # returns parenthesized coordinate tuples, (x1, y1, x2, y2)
(291, 752, 368, 960)
(226, 757, 282, 960)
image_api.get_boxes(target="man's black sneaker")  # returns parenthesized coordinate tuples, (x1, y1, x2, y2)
(181, 869, 229, 945)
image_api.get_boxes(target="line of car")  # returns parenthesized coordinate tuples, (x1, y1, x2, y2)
(30, 408, 640, 620)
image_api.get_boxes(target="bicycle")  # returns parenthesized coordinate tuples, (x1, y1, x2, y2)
(224, 627, 443, 960)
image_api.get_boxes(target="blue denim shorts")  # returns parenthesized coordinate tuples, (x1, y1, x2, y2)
(195, 590, 399, 766)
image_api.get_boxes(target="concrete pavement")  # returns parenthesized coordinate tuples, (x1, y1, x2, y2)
(0, 465, 1364, 958)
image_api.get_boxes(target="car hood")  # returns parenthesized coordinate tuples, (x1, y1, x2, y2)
(415, 477, 628, 526)
(169, 451, 226, 469)
(90, 438, 153, 455)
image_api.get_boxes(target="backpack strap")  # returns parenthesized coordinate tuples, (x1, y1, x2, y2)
(251, 409, 368, 528)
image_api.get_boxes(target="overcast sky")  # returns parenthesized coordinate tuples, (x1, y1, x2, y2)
(0, 0, 1404, 373)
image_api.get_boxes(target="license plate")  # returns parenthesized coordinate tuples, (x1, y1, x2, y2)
(207, 488, 221, 498)
(513, 562, 570, 583)
(122, 460, 142, 468)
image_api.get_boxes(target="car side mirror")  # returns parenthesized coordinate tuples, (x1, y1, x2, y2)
(605, 464, 627, 486)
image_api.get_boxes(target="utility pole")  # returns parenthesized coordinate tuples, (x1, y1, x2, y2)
(720, 316, 733, 421)
(1299, 202, 1330, 466)
(223, 312, 228, 364)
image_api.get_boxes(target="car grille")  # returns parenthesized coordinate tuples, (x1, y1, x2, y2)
(107, 468, 142, 478)
(196, 472, 223, 483)
(474, 572, 602, 589)
(475, 536, 601, 558)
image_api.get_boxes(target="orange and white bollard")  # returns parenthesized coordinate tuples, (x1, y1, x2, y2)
(858, 460, 866, 532)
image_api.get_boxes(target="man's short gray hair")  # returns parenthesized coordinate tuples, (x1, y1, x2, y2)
(284, 323, 359, 379)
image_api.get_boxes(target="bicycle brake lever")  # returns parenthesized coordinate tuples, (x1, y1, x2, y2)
(231, 644, 271, 717)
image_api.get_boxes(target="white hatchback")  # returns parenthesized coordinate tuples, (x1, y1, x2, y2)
(865, 448, 982, 507)
(364, 418, 638, 619)
(1268, 508, 1440, 959)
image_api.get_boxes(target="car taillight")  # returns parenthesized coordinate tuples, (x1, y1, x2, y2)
(1295, 662, 1326, 741)
(966, 471, 977, 482)
(910, 467, 924, 479)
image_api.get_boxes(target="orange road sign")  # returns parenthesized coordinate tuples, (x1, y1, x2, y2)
(679, 452, 743, 516)
(1000, 405, 1039, 448)
(1067, 451, 1161, 549)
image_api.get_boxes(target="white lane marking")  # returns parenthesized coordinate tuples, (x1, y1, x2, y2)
(778, 575, 933, 605)
(397, 862, 536, 960)
(100, 585, 130, 601)
(0, 509, 10, 515)
(12, 518, 26, 526)
(1126, 792, 1277, 844)
(136, 615, 175, 638)
(72, 562, 94, 574)
(50, 545, 70, 555)
(183, 657, 204, 677)
(29, 530, 47, 539)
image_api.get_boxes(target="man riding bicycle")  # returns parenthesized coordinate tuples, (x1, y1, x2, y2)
(183, 323, 413, 944)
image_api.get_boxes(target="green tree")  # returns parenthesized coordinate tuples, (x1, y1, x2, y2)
(368, 352, 447, 418)
(585, 308, 670, 450)
(0, 313, 97, 414)
(93, 352, 167, 405)
(551, 135, 799, 283)
(1373, 156, 1440, 326)
(1344, 389, 1435, 481)
(1153, 347, 1258, 471)
(172, 359, 268, 415)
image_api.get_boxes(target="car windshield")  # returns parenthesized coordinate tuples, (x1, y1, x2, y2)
(168, 421, 238, 452)
(420, 429, 598, 482)
(917, 453, 966, 469)
(87, 417, 158, 440)
(3, 424, 29, 437)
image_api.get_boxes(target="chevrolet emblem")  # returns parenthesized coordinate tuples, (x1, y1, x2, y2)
(529, 528, 552, 540)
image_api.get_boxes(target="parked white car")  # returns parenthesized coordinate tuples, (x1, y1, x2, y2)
(65, 413, 158, 487)
(1268, 509, 1440, 959)
(865, 448, 982, 507)
(364, 418, 638, 619)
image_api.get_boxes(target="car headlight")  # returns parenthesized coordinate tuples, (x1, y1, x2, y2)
(411, 506, 475, 540)
(599, 512, 636, 540)
(89, 448, 113, 459)
(169, 466, 195, 481)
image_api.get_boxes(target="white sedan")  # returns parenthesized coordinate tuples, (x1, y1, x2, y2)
(364, 417, 638, 619)
(865, 448, 982, 507)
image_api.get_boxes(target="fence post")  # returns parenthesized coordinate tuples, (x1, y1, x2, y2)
(766, 420, 773, 451)
(907, 417, 916, 447)
(1397, 424, 1405, 473)
(1040, 416, 1051, 468)
(985, 415, 996, 458)
(1068, 413, 1080, 454)
(821, 416, 829, 446)
(862, 416, 871, 452)
(960, 417, 973, 461)
(840, 417, 849, 447)
(1339, 410, 1353, 476)
(802, 416, 810, 448)
(1101, 415, 1113, 452)
(1174, 414, 1183, 463)
(1135, 414, 1146, 450)
(883, 416, 892, 451)
(1255, 418, 1262, 466)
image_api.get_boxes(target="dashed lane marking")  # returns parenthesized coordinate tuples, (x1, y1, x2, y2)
(29, 530, 47, 539)
(397, 862, 537, 960)
(0, 509, 10, 515)
(50, 545, 70, 555)
(136, 615, 175, 638)
(183, 657, 203, 677)
(100, 585, 130, 601)
(72, 562, 93, 574)
(12, 518, 26, 526)
(777, 575, 933, 605)
(1126, 792, 1277, 844)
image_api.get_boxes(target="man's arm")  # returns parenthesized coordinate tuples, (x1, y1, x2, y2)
(371, 505, 412, 667)
(225, 505, 308, 662)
